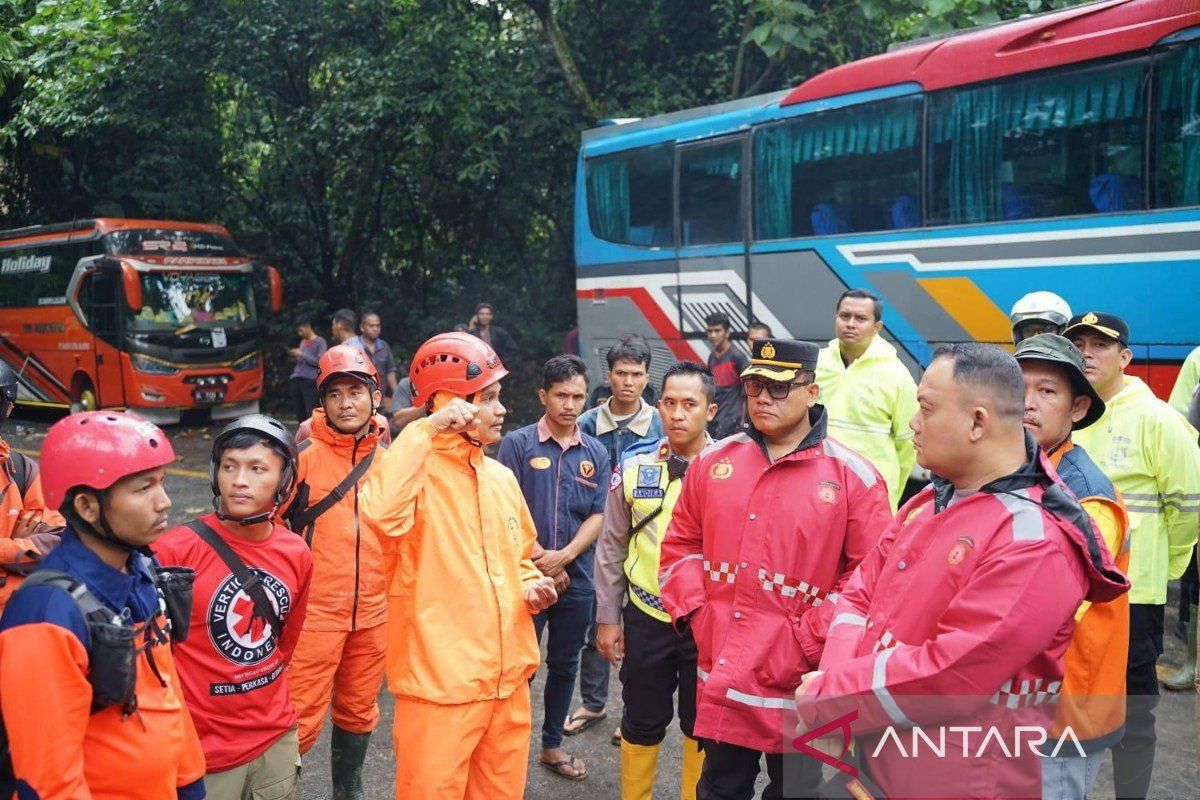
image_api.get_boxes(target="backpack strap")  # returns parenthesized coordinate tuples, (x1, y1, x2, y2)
(18, 569, 122, 625)
(287, 446, 376, 546)
(185, 520, 282, 636)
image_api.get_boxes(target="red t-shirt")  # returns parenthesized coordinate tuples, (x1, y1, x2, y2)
(154, 514, 312, 772)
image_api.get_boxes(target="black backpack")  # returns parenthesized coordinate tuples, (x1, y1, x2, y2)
(2, 452, 33, 501)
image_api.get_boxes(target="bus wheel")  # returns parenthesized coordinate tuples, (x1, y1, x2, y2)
(71, 380, 98, 414)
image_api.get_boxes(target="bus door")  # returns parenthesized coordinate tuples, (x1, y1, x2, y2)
(674, 134, 751, 360)
(76, 266, 126, 408)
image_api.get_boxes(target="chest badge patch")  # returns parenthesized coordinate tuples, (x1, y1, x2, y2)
(637, 464, 662, 488)
(818, 481, 840, 504)
(710, 458, 734, 480)
(530, 456, 551, 470)
(947, 537, 974, 567)
(580, 460, 596, 478)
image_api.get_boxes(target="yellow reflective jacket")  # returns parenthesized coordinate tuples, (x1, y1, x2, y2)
(1168, 345, 1200, 416)
(359, 418, 543, 704)
(1074, 376, 1200, 605)
(815, 336, 918, 510)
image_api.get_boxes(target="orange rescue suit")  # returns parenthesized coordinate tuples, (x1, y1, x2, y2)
(360, 417, 543, 800)
(286, 410, 387, 753)
(0, 439, 65, 612)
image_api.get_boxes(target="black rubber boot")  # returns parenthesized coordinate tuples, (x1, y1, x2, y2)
(331, 726, 371, 800)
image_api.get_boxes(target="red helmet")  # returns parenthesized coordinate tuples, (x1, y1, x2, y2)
(410, 332, 508, 400)
(317, 344, 380, 392)
(40, 411, 176, 511)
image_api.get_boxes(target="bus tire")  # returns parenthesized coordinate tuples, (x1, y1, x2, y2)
(70, 377, 98, 414)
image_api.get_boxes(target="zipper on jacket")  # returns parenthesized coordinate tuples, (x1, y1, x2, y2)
(351, 437, 362, 631)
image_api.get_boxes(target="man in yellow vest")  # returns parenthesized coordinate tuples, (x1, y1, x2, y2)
(1014, 334, 1130, 798)
(1069, 311, 1200, 799)
(815, 289, 918, 510)
(594, 361, 716, 800)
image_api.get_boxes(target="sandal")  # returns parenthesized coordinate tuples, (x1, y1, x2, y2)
(610, 726, 622, 747)
(563, 709, 607, 736)
(540, 755, 588, 781)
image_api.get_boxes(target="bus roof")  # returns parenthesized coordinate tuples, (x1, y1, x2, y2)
(781, 0, 1199, 106)
(0, 217, 234, 244)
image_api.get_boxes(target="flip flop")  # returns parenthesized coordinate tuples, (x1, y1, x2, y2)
(540, 755, 588, 781)
(563, 709, 607, 736)
(610, 726, 622, 747)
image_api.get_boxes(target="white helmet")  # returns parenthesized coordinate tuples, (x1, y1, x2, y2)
(1009, 291, 1072, 343)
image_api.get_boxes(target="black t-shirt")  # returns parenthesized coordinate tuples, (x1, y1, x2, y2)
(707, 346, 749, 438)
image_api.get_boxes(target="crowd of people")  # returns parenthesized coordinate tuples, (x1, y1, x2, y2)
(0, 286, 1198, 800)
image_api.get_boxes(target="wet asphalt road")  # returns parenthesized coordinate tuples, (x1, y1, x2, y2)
(6, 412, 1198, 798)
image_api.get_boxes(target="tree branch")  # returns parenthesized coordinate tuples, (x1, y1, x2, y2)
(521, 0, 602, 120)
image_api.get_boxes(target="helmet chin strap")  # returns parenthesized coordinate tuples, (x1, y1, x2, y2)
(67, 490, 139, 552)
(212, 491, 283, 526)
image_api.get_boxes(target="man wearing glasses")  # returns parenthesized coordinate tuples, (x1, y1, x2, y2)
(658, 338, 892, 800)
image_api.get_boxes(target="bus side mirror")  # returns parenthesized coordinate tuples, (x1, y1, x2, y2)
(120, 262, 143, 312)
(267, 266, 284, 313)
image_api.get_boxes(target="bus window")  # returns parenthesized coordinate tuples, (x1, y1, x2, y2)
(585, 144, 674, 246)
(754, 95, 921, 239)
(0, 241, 89, 308)
(1153, 38, 1200, 209)
(678, 139, 742, 246)
(928, 58, 1146, 225)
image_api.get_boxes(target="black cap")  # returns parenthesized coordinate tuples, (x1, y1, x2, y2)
(1013, 333, 1105, 430)
(740, 338, 819, 382)
(1063, 311, 1129, 347)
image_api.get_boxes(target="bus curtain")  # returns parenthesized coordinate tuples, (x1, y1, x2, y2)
(590, 160, 631, 242)
(932, 61, 1144, 223)
(754, 98, 919, 239)
(1158, 41, 1200, 207)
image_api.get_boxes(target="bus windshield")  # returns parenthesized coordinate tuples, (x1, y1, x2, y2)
(128, 271, 256, 331)
(105, 228, 244, 258)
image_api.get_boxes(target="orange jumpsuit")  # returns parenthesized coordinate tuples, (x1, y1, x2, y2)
(360, 417, 544, 800)
(0, 438, 65, 613)
(0, 528, 206, 799)
(285, 410, 388, 754)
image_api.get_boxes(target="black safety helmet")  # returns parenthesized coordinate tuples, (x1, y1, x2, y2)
(209, 413, 298, 525)
(0, 361, 17, 422)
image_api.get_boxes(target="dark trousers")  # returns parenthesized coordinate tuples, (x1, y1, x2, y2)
(289, 377, 318, 422)
(1113, 603, 1164, 799)
(619, 603, 698, 745)
(533, 586, 592, 750)
(1179, 549, 1198, 631)
(697, 739, 822, 800)
(578, 601, 610, 713)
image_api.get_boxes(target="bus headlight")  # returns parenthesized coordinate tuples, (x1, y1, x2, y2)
(232, 352, 261, 372)
(131, 353, 181, 375)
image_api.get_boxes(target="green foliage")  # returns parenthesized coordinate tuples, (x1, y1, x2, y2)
(0, 0, 1086, 421)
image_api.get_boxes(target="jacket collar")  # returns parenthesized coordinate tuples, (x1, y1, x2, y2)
(745, 405, 829, 461)
(50, 527, 155, 616)
(310, 409, 381, 453)
(537, 417, 582, 449)
(430, 427, 486, 468)
(826, 335, 896, 369)
(594, 397, 657, 437)
(931, 431, 1049, 512)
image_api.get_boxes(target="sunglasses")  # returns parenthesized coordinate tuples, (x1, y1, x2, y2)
(742, 378, 812, 400)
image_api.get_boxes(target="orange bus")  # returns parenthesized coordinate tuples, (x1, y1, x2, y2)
(0, 218, 283, 424)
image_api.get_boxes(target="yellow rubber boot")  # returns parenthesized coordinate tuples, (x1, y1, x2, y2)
(680, 735, 705, 800)
(620, 739, 661, 800)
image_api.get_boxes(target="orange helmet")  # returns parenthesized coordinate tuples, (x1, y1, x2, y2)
(317, 344, 380, 392)
(410, 332, 507, 401)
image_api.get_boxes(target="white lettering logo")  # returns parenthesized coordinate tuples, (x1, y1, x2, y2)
(0, 254, 52, 275)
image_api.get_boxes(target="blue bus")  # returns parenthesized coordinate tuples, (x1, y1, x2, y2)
(574, 0, 1200, 398)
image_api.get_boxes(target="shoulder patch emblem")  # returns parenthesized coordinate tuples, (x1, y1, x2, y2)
(710, 458, 734, 480)
(609, 469, 623, 492)
(530, 456, 551, 470)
